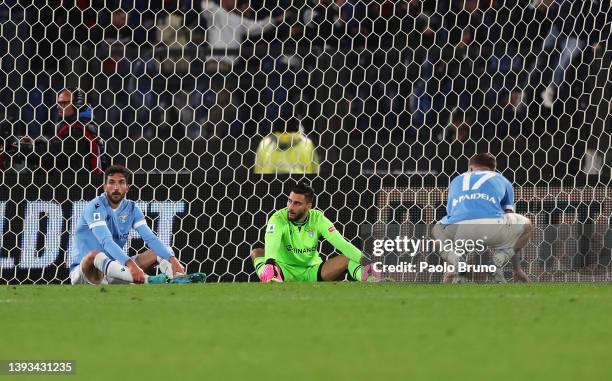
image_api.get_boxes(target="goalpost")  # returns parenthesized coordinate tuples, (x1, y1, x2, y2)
(0, 1, 609, 283)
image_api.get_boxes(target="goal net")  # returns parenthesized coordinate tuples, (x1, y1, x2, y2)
(0, 0, 610, 283)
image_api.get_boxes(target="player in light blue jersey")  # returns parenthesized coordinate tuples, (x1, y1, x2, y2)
(433, 153, 532, 283)
(70, 165, 205, 285)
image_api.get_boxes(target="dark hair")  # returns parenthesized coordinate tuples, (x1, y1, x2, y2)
(469, 153, 497, 170)
(104, 165, 131, 184)
(291, 181, 314, 203)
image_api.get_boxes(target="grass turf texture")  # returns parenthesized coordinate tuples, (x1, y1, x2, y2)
(1, 283, 611, 381)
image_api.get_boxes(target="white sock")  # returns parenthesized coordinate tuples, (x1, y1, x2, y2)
(492, 249, 513, 283)
(93, 252, 134, 283)
(157, 257, 174, 279)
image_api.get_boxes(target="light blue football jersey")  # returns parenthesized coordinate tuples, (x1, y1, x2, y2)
(441, 170, 515, 224)
(70, 194, 172, 270)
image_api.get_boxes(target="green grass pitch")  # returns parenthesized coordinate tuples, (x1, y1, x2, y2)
(2, 283, 611, 381)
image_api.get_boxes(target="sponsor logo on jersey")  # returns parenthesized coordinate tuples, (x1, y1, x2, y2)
(452, 193, 498, 207)
(267, 224, 275, 233)
(328, 226, 336, 233)
(93, 212, 101, 221)
(113, 233, 130, 241)
(286, 244, 318, 254)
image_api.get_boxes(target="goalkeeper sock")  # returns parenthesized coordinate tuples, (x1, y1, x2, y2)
(348, 260, 363, 281)
(93, 252, 134, 283)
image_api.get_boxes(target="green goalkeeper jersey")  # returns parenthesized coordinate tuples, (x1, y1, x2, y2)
(264, 207, 363, 267)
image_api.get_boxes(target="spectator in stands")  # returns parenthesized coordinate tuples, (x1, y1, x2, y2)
(157, 0, 207, 140)
(528, 0, 608, 108)
(296, 0, 365, 133)
(403, 0, 444, 130)
(40, 89, 106, 174)
(445, 113, 471, 143)
(1, 90, 106, 174)
(238, 2, 301, 136)
(158, 1, 204, 75)
(581, 99, 612, 175)
(582, 138, 604, 175)
(430, 109, 479, 176)
(102, 9, 132, 76)
(302, 0, 365, 52)
(438, 0, 496, 113)
(485, 88, 527, 139)
(102, 4, 159, 140)
(441, 109, 482, 144)
(201, 0, 281, 138)
(254, 116, 319, 174)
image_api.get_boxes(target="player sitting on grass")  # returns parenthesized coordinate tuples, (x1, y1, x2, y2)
(251, 182, 380, 282)
(69, 165, 205, 285)
(433, 153, 531, 283)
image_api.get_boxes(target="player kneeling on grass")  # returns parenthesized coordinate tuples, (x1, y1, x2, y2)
(69, 165, 205, 285)
(252, 182, 380, 283)
(433, 153, 531, 283)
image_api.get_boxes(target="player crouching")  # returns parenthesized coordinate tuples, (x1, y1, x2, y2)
(433, 153, 531, 283)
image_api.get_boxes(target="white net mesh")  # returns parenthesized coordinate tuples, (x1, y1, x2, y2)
(0, 0, 610, 283)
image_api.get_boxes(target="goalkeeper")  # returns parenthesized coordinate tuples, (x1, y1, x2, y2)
(69, 165, 205, 285)
(251, 182, 379, 282)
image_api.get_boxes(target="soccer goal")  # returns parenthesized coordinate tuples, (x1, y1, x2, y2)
(0, 1, 609, 283)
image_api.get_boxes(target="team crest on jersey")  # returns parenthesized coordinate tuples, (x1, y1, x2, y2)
(93, 212, 101, 221)
(308, 229, 314, 238)
(119, 213, 128, 223)
(267, 224, 275, 233)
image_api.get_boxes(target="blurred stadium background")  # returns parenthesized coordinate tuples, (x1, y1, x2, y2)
(0, 0, 610, 283)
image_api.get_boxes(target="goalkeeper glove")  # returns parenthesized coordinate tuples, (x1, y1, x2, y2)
(259, 258, 283, 283)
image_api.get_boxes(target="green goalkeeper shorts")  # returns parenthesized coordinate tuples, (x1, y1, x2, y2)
(254, 257, 323, 282)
